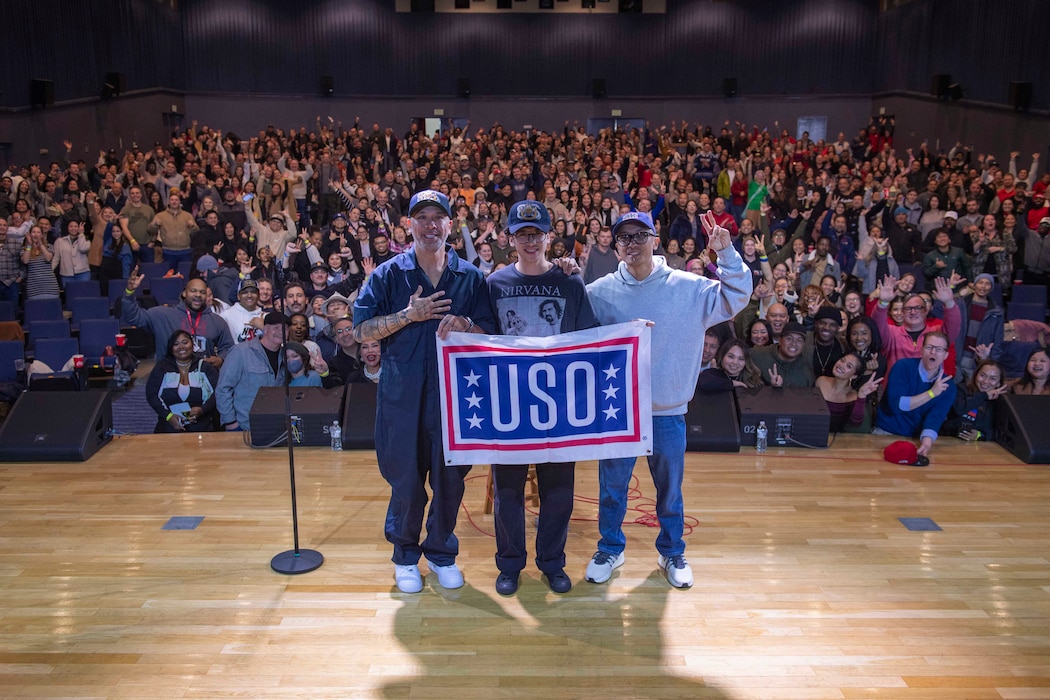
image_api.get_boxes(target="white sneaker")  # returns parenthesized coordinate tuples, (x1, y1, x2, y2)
(427, 561, 464, 589)
(658, 554, 693, 589)
(585, 550, 625, 584)
(394, 564, 423, 594)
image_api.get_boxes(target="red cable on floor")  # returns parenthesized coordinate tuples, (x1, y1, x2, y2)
(460, 470, 699, 538)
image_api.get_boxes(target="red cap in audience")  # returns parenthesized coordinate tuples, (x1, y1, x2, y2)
(884, 440, 919, 466)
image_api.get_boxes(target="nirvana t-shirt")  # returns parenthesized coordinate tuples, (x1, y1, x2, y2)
(486, 265, 599, 337)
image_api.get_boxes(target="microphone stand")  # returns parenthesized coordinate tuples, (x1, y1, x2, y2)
(270, 315, 323, 574)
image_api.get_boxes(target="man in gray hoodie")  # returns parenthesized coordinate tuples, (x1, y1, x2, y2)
(584, 210, 752, 589)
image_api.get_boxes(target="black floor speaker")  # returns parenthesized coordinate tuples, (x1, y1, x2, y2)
(342, 381, 377, 450)
(685, 389, 740, 452)
(736, 386, 830, 448)
(0, 390, 112, 461)
(995, 394, 1050, 464)
(249, 386, 345, 448)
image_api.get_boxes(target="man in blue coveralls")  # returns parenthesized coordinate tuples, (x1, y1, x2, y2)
(353, 190, 495, 594)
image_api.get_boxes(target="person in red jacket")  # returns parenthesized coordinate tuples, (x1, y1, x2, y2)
(872, 274, 961, 377)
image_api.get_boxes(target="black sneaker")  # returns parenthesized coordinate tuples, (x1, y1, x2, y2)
(545, 569, 572, 594)
(495, 571, 519, 596)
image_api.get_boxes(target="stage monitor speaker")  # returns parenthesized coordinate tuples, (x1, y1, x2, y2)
(341, 382, 378, 450)
(320, 75, 334, 97)
(249, 386, 345, 448)
(592, 78, 607, 99)
(722, 77, 738, 98)
(30, 79, 54, 108)
(457, 78, 471, 98)
(736, 386, 830, 449)
(1008, 81, 1032, 111)
(995, 394, 1050, 464)
(685, 388, 740, 453)
(930, 73, 950, 98)
(0, 390, 112, 461)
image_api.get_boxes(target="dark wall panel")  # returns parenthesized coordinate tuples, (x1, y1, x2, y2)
(178, 0, 877, 98)
(876, 0, 1049, 110)
(0, 0, 182, 109)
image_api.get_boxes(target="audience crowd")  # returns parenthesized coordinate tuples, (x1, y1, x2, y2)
(1, 114, 1049, 454)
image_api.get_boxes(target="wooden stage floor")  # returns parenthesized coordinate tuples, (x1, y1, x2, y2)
(1, 433, 1049, 699)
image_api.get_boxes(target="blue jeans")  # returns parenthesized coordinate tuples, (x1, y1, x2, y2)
(162, 248, 193, 272)
(60, 271, 91, 288)
(597, 414, 686, 558)
(0, 280, 21, 308)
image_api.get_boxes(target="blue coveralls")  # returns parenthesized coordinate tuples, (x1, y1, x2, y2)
(353, 247, 495, 567)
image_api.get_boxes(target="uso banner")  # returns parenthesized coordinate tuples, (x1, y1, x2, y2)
(438, 321, 652, 466)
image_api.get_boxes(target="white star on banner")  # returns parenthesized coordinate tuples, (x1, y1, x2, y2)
(464, 370, 481, 387)
(603, 364, 620, 381)
(603, 405, 620, 421)
(466, 414, 484, 429)
(602, 385, 619, 400)
(465, 392, 483, 409)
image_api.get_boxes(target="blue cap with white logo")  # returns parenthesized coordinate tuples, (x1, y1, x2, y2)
(507, 201, 552, 234)
(409, 189, 451, 218)
(611, 211, 655, 236)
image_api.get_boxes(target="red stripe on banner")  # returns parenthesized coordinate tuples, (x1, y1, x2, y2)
(442, 336, 636, 356)
(451, 433, 640, 451)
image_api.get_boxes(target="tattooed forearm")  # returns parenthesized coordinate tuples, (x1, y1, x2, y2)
(353, 309, 410, 343)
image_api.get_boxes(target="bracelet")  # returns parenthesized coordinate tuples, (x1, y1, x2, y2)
(975, 430, 983, 440)
(927, 389, 935, 399)
(464, 316, 475, 332)
(758, 255, 768, 262)
(165, 412, 174, 421)
(319, 370, 329, 378)
(125, 288, 135, 295)
(877, 300, 889, 308)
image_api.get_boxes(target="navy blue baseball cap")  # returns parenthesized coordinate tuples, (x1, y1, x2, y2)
(409, 190, 451, 218)
(611, 211, 655, 236)
(507, 201, 551, 234)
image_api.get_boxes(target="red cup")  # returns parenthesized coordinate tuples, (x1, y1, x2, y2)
(115, 333, 127, 347)
(72, 354, 85, 369)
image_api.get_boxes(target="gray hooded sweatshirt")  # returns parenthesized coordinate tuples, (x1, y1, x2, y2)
(586, 248, 752, 415)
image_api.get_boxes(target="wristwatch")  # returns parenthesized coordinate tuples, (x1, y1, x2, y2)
(464, 316, 475, 332)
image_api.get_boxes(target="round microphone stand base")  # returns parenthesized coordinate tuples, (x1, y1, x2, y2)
(271, 548, 324, 575)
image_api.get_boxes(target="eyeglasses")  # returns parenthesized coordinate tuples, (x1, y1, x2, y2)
(513, 232, 546, 244)
(615, 231, 653, 246)
(334, 326, 355, 336)
(903, 305, 926, 312)
(924, 345, 949, 354)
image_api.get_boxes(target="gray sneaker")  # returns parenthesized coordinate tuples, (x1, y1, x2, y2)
(657, 554, 693, 589)
(585, 550, 625, 584)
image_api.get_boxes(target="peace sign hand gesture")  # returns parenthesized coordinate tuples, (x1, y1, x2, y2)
(768, 363, 783, 388)
(857, 375, 883, 400)
(700, 210, 731, 252)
